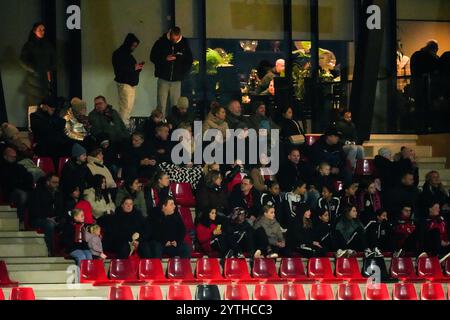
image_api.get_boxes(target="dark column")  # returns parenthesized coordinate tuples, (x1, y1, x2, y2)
(283, 0, 293, 96)
(198, 0, 207, 117)
(66, 0, 82, 98)
(310, 0, 319, 131)
(350, 0, 387, 141)
(386, 0, 398, 132)
(0, 71, 7, 123)
(41, 0, 57, 95)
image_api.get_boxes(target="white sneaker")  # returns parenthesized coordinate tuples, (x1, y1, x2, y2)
(336, 249, 347, 258)
(374, 247, 384, 258)
(393, 249, 403, 258)
(254, 250, 263, 259)
(267, 253, 279, 259)
(418, 252, 428, 259)
(439, 252, 450, 264)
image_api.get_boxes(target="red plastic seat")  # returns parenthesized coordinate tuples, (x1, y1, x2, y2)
(333, 180, 343, 192)
(365, 283, 390, 300)
(9, 287, 35, 300)
(253, 284, 278, 300)
(252, 258, 280, 282)
(355, 159, 376, 176)
(0, 288, 4, 300)
(445, 259, 450, 277)
(225, 284, 250, 300)
(33, 157, 55, 174)
(167, 284, 192, 300)
(305, 134, 320, 146)
(335, 258, 366, 283)
(170, 183, 196, 207)
(309, 283, 334, 300)
(421, 282, 446, 300)
(337, 283, 362, 300)
(279, 258, 312, 282)
(0, 261, 19, 287)
(138, 285, 164, 300)
(58, 157, 70, 176)
(224, 258, 254, 283)
(108, 286, 134, 300)
(417, 257, 447, 281)
(390, 257, 422, 282)
(308, 258, 337, 282)
(167, 258, 196, 283)
(80, 259, 116, 286)
(109, 259, 144, 284)
(281, 284, 306, 300)
(196, 258, 226, 283)
(138, 259, 168, 283)
(393, 283, 418, 300)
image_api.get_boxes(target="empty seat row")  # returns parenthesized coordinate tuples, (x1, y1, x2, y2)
(80, 256, 450, 286)
(106, 282, 450, 301)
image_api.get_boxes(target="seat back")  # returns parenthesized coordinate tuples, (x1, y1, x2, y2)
(138, 259, 166, 281)
(365, 283, 390, 300)
(0, 261, 15, 285)
(167, 284, 192, 300)
(254, 284, 278, 300)
(224, 258, 251, 280)
(80, 259, 108, 283)
(417, 257, 443, 279)
(195, 285, 221, 300)
(108, 286, 134, 300)
(310, 283, 334, 300)
(337, 283, 362, 300)
(335, 257, 361, 278)
(421, 282, 445, 300)
(445, 259, 450, 277)
(308, 258, 334, 279)
(0, 288, 5, 300)
(58, 157, 70, 176)
(252, 258, 278, 280)
(225, 284, 250, 300)
(355, 159, 376, 176)
(34, 157, 56, 174)
(170, 183, 196, 207)
(280, 258, 307, 279)
(393, 283, 418, 300)
(138, 285, 163, 300)
(305, 134, 320, 146)
(390, 257, 415, 279)
(9, 287, 36, 300)
(167, 258, 195, 280)
(109, 259, 138, 281)
(196, 258, 223, 281)
(362, 257, 390, 281)
(281, 284, 306, 300)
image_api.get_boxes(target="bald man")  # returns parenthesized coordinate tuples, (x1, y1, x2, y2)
(256, 59, 285, 94)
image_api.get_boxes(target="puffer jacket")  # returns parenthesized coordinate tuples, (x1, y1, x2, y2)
(253, 216, 284, 246)
(87, 156, 117, 189)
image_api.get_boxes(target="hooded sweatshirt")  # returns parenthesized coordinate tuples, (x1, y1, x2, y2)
(112, 33, 141, 86)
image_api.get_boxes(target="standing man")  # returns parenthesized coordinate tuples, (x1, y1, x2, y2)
(112, 33, 144, 127)
(150, 27, 193, 116)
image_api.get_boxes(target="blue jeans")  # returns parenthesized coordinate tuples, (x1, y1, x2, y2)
(343, 144, 365, 169)
(70, 249, 93, 266)
(32, 218, 57, 255)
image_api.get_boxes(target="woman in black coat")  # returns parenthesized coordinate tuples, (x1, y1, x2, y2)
(20, 22, 55, 104)
(196, 170, 228, 217)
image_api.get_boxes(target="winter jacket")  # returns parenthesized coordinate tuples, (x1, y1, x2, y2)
(287, 218, 314, 250)
(0, 159, 33, 198)
(253, 216, 284, 246)
(149, 210, 186, 245)
(276, 160, 314, 192)
(115, 186, 147, 217)
(335, 217, 365, 243)
(60, 158, 90, 196)
(83, 188, 116, 219)
(144, 186, 173, 216)
(62, 221, 89, 253)
(226, 111, 249, 130)
(229, 184, 261, 218)
(393, 216, 416, 249)
(310, 135, 347, 169)
(121, 142, 156, 180)
(112, 33, 141, 86)
(202, 112, 229, 139)
(420, 182, 450, 211)
(394, 157, 419, 187)
(147, 137, 173, 164)
(29, 186, 64, 220)
(74, 200, 95, 225)
(311, 172, 335, 193)
(30, 109, 68, 150)
(167, 107, 195, 129)
(318, 197, 341, 223)
(385, 184, 420, 219)
(86, 156, 117, 189)
(260, 193, 283, 221)
(249, 167, 267, 193)
(365, 219, 393, 248)
(424, 216, 448, 243)
(374, 155, 396, 192)
(281, 192, 307, 229)
(150, 32, 193, 82)
(88, 106, 129, 143)
(84, 232, 104, 257)
(110, 207, 146, 249)
(313, 220, 332, 248)
(357, 191, 382, 224)
(196, 184, 228, 216)
(335, 119, 358, 143)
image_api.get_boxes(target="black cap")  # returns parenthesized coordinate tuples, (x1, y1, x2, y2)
(324, 126, 342, 137)
(41, 96, 58, 109)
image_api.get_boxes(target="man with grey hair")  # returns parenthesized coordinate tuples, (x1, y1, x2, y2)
(226, 100, 249, 130)
(374, 147, 395, 194)
(256, 58, 285, 94)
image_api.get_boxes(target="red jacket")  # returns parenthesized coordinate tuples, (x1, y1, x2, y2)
(394, 217, 416, 248)
(75, 200, 94, 225)
(196, 223, 217, 254)
(426, 216, 448, 242)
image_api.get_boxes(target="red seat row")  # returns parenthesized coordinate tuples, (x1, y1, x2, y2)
(32, 156, 70, 176)
(0, 287, 35, 300)
(105, 282, 450, 300)
(0, 261, 18, 287)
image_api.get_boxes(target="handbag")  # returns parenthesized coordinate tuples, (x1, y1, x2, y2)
(288, 120, 305, 145)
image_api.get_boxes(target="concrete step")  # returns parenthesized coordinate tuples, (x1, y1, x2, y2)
(0, 206, 17, 212)
(364, 145, 432, 158)
(0, 243, 48, 258)
(416, 157, 447, 170)
(0, 231, 44, 238)
(0, 238, 46, 245)
(9, 270, 70, 284)
(368, 134, 419, 144)
(0, 218, 19, 232)
(1, 257, 68, 264)
(0, 212, 17, 219)
(7, 263, 73, 272)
